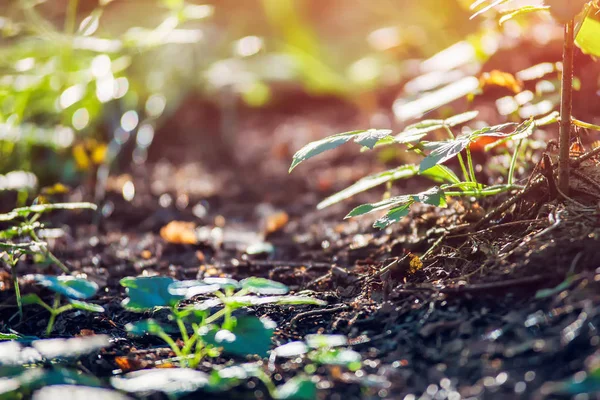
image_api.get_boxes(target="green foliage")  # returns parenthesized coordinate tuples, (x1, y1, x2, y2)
(23, 275, 104, 336)
(121, 276, 325, 368)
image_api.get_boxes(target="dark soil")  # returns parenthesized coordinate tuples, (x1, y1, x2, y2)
(2, 39, 600, 400)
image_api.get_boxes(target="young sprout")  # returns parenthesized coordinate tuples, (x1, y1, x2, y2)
(22, 275, 104, 336)
(121, 276, 326, 368)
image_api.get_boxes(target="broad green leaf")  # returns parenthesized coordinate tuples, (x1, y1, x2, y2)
(305, 334, 347, 348)
(240, 277, 289, 295)
(273, 376, 317, 400)
(467, 122, 518, 139)
(32, 335, 110, 359)
(310, 348, 362, 366)
(12, 202, 97, 218)
(499, 5, 550, 24)
(420, 137, 470, 173)
(31, 275, 98, 300)
(289, 129, 392, 172)
(68, 299, 105, 313)
(373, 204, 412, 229)
(273, 341, 309, 357)
(202, 316, 276, 358)
(221, 295, 326, 308)
(576, 16, 600, 57)
(168, 280, 220, 298)
(484, 118, 535, 150)
(125, 319, 168, 336)
(111, 368, 209, 395)
(120, 276, 182, 311)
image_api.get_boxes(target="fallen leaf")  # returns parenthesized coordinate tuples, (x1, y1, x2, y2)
(160, 221, 198, 245)
(479, 70, 523, 94)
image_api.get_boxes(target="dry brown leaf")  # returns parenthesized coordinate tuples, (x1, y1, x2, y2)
(160, 221, 198, 245)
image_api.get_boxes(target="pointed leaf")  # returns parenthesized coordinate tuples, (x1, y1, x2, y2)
(373, 204, 412, 229)
(420, 137, 470, 173)
(289, 129, 392, 172)
(12, 202, 97, 218)
(345, 195, 412, 218)
(240, 277, 289, 295)
(412, 186, 447, 207)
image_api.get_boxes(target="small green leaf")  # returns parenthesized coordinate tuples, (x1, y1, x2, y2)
(576, 16, 600, 57)
(412, 186, 447, 207)
(21, 293, 44, 306)
(120, 276, 182, 311)
(345, 195, 412, 218)
(373, 204, 412, 229)
(310, 348, 362, 366)
(31, 275, 99, 300)
(111, 368, 209, 395)
(125, 319, 168, 336)
(68, 299, 104, 313)
(202, 316, 276, 358)
(535, 277, 575, 299)
(289, 129, 392, 172)
(240, 277, 289, 295)
(499, 5, 550, 24)
(273, 376, 317, 400)
(419, 137, 470, 173)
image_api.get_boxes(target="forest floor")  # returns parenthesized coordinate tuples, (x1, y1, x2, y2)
(2, 42, 600, 400)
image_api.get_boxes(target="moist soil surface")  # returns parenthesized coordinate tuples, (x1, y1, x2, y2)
(2, 48, 600, 400)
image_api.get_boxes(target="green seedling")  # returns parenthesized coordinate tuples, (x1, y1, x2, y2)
(471, 0, 600, 194)
(290, 112, 559, 228)
(112, 363, 316, 400)
(121, 276, 326, 368)
(22, 275, 104, 336)
(0, 202, 97, 319)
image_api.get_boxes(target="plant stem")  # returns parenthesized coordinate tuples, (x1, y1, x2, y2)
(176, 318, 190, 343)
(465, 146, 478, 186)
(558, 19, 575, 195)
(11, 265, 22, 321)
(443, 126, 470, 182)
(64, 0, 80, 34)
(508, 139, 523, 186)
(45, 294, 62, 336)
(30, 230, 70, 273)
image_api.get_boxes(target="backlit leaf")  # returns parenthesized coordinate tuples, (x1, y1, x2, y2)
(289, 129, 393, 172)
(273, 376, 317, 400)
(373, 204, 412, 229)
(420, 137, 470, 173)
(576, 16, 600, 57)
(240, 277, 289, 295)
(499, 5, 550, 24)
(202, 316, 276, 358)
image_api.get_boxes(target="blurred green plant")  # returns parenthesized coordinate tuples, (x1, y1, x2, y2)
(0, 201, 96, 319)
(22, 274, 104, 336)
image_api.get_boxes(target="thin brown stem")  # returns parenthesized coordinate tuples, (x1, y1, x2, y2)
(558, 19, 575, 195)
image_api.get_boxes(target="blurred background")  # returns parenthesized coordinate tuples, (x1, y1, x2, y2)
(0, 0, 598, 211)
